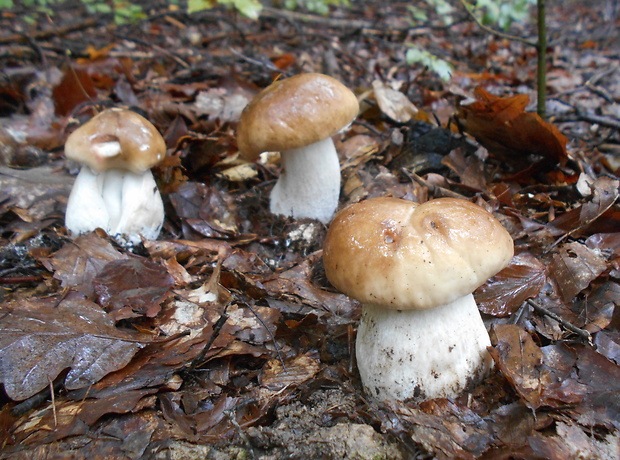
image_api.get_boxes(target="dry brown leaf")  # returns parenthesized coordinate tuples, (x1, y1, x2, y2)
(489, 324, 543, 409)
(259, 351, 320, 391)
(549, 242, 607, 303)
(40, 232, 128, 298)
(457, 86, 567, 173)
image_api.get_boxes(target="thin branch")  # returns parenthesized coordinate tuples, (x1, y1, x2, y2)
(527, 299, 592, 344)
(0, 18, 100, 45)
(401, 168, 467, 199)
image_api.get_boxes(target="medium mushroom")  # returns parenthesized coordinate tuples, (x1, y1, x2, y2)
(322, 197, 514, 402)
(236, 73, 359, 223)
(64, 108, 166, 246)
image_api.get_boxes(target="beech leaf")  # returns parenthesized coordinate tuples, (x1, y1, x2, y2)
(457, 86, 567, 171)
(476, 252, 546, 317)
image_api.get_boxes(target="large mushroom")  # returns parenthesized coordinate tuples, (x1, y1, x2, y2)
(322, 197, 514, 402)
(64, 108, 166, 246)
(236, 73, 359, 223)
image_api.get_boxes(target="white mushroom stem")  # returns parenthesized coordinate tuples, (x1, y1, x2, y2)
(355, 293, 493, 402)
(65, 166, 164, 245)
(269, 136, 341, 223)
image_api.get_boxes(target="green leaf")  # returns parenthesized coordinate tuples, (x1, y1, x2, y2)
(405, 47, 454, 81)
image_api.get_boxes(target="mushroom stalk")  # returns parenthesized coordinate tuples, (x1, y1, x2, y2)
(356, 293, 493, 402)
(269, 137, 341, 223)
(66, 166, 164, 245)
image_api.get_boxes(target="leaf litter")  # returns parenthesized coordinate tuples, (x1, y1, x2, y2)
(0, 1, 619, 458)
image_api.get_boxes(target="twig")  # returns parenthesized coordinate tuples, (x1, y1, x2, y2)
(48, 377, 58, 427)
(225, 409, 258, 460)
(401, 168, 467, 199)
(0, 18, 100, 45)
(526, 299, 592, 344)
(188, 302, 231, 372)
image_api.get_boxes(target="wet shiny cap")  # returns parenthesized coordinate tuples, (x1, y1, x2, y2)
(236, 73, 359, 160)
(65, 108, 166, 173)
(323, 197, 514, 310)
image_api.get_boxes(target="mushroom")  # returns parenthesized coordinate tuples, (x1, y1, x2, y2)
(64, 108, 166, 246)
(236, 73, 359, 223)
(322, 197, 514, 402)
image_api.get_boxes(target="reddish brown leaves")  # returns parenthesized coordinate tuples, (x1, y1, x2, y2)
(457, 87, 568, 173)
(489, 324, 544, 409)
(40, 233, 127, 297)
(476, 252, 546, 317)
(93, 258, 174, 321)
(0, 298, 143, 400)
(549, 242, 608, 303)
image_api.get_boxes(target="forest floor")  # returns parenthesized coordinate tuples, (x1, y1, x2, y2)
(0, 1, 619, 459)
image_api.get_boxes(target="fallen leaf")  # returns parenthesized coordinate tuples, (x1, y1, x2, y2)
(489, 324, 543, 409)
(40, 233, 127, 298)
(0, 298, 143, 401)
(549, 242, 607, 303)
(457, 86, 567, 174)
(372, 79, 418, 123)
(476, 252, 546, 317)
(259, 351, 320, 391)
(93, 257, 175, 320)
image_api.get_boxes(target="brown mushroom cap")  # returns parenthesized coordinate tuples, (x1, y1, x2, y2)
(236, 73, 359, 160)
(323, 197, 514, 310)
(65, 108, 166, 173)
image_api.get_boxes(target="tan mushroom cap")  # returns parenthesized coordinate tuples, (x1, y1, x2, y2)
(236, 73, 359, 160)
(65, 108, 166, 173)
(323, 197, 514, 311)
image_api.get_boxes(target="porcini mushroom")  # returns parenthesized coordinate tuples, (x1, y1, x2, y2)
(322, 197, 514, 402)
(236, 73, 359, 223)
(64, 108, 166, 246)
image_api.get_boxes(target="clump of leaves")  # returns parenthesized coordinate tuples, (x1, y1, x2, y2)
(283, 0, 349, 15)
(465, 0, 536, 30)
(0, 0, 146, 24)
(408, 0, 455, 25)
(188, 0, 263, 19)
(405, 46, 454, 81)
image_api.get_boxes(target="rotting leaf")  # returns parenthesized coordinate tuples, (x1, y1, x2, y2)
(39, 232, 127, 298)
(393, 401, 492, 459)
(571, 343, 620, 431)
(8, 388, 157, 447)
(489, 324, 542, 410)
(476, 252, 546, 317)
(259, 351, 321, 391)
(0, 298, 143, 401)
(548, 176, 620, 239)
(538, 344, 588, 407)
(262, 252, 359, 320)
(548, 241, 607, 303)
(456, 86, 567, 173)
(93, 257, 175, 321)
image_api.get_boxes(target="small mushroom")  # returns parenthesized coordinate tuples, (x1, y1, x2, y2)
(236, 73, 359, 223)
(322, 197, 514, 402)
(64, 108, 166, 246)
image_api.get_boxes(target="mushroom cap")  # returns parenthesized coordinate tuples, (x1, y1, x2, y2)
(323, 197, 514, 310)
(236, 73, 359, 160)
(65, 108, 166, 173)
